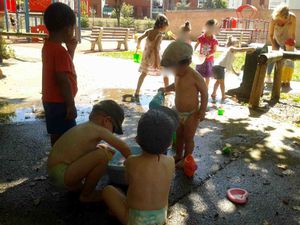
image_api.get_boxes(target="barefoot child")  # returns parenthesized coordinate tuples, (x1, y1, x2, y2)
(160, 41, 208, 165)
(211, 36, 255, 101)
(194, 19, 219, 87)
(102, 106, 177, 225)
(135, 14, 169, 97)
(47, 100, 131, 203)
(42, 3, 78, 146)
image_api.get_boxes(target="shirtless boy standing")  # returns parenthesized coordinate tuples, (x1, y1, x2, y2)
(160, 41, 208, 165)
(102, 107, 178, 225)
(47, 100, 131, 202)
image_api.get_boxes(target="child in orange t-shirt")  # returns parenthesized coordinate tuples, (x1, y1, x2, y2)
(42, 3, 78, 146)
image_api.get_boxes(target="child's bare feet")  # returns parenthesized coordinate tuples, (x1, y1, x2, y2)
(211, 94, 216, 103)
(221, 96, 228, 102)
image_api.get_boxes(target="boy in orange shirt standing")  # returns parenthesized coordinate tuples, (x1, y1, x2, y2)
(42, 3, 78, 146)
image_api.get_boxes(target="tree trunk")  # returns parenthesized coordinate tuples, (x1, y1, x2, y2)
(226, 44, 268, 100)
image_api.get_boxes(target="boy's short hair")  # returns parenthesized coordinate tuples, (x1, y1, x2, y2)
(89, 100, 125, 135)
(44, 2, 76, 32)
(161, 41, 193, 67)
(137, 107, 179, 154)
(205, 19, 217, 27)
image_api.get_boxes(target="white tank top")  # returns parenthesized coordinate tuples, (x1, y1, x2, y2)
(215, 48, 235, 71)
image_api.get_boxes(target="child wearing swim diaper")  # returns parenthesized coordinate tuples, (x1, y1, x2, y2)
(47, 100, 131, 203)
(102, 106, 178, 225)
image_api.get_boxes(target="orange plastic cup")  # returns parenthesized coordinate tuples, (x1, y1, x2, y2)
(183, 154, 198, 177)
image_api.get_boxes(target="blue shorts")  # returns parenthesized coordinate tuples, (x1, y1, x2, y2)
(43, 102, 76, 135)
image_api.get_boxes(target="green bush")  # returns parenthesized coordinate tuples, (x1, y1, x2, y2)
(121, 17, 135, 28)
(144, 17, 155, 29)
(0, 39, 15, 59)
(213, 0, 227, 8)
(80, 15, 89, 28)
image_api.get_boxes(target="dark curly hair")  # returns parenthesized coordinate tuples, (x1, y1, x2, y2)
(44, 2, 76, 33)
(154, 14, 169, 29)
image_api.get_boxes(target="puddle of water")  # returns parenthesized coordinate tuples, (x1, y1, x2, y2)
(0, 88, 175, 124)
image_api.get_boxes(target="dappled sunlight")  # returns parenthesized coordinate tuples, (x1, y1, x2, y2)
(0, 177, 29, 194)
(217, 199, 236, 214)
(249, 149, 262, 161)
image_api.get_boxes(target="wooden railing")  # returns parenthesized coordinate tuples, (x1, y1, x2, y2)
(249, 51, 300, 108)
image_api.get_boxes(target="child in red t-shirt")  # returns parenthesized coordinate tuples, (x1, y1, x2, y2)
(42, 3, 78, 146)
(194, 19, 219, 87)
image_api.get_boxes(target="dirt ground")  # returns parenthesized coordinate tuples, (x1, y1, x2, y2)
(0, 41, 300, 225)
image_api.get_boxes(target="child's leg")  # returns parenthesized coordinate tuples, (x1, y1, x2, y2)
(175, 125, 184, 162)
(183, 114, 200, 157)
(135, 72, 147, 96)
(102, 185, 128, 225)
(211, 80, 220, 98)
(163, 76, 169, 88)
(205, 77, 210, 87)
(64, 148, 109, 202)
(219, 79, 226, 99)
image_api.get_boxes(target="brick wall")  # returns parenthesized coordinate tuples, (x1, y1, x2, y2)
(106, 0, 150, 18)
(165, 9, 300, 45)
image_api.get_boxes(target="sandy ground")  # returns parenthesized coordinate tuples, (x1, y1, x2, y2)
(0, 40, 300, 225)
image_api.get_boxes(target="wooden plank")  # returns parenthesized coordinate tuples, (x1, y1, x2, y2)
(249, 62, 268, 108)
(271, 59, 284, 101)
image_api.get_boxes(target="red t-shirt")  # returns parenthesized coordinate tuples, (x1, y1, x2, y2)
(197, 33, 218, 62)
(42, 40, 77, 103)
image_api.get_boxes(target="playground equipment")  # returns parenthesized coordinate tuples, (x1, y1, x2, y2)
(221, 4, 269, 44)
(1, 0, 89, 42)
(249, 51, 300, 108)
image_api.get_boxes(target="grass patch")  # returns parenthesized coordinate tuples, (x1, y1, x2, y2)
(98, 51, 138, 61)
(98, 50, 300, 81)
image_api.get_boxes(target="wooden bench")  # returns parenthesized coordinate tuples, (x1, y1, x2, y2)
(87, 27, 135, 52)
(216, 30, 253, 47)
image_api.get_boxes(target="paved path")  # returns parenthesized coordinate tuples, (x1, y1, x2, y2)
(0, 43, 299, 225)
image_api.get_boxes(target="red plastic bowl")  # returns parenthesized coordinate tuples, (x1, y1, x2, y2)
(227, 188, 248, 204)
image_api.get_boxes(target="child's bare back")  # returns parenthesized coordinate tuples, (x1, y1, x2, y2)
(126, 154, 174, 210)
(48, 121, 115, 168)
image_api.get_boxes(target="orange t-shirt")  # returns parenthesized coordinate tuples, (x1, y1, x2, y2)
(42, 40, 77, 103)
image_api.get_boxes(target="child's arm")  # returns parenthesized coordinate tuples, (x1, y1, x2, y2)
(195, 75, 208, 121)
(136, 30, 149, 51)
(65, 37, 77, 59)
(100, 128, 131, 158)
(159, 83, 175, 93)
(55, 73, 77, 120)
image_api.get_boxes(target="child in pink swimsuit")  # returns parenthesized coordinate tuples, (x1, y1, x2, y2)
(194, 19, 218, 87)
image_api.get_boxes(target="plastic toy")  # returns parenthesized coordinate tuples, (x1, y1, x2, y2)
(133, 52, 141, 63)
(149, 91, 164, 109)
(222, 146, 231, 154)
(183, 154, 198, 177)
(218, 108, 224, 116)
(227, 188, 248, 204)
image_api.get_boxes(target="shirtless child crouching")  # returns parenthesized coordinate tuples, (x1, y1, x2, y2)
(102, 107, 178, 225)
(160, 41, 208, 165)
(47, 100, 131, 202)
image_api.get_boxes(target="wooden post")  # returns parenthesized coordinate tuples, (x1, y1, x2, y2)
(271, 59, 284, 101)
(249, 62, 268, 108)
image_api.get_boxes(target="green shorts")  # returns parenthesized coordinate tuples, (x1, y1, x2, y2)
(48, 163, 68, 188)
(128, 207, 167, 225)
